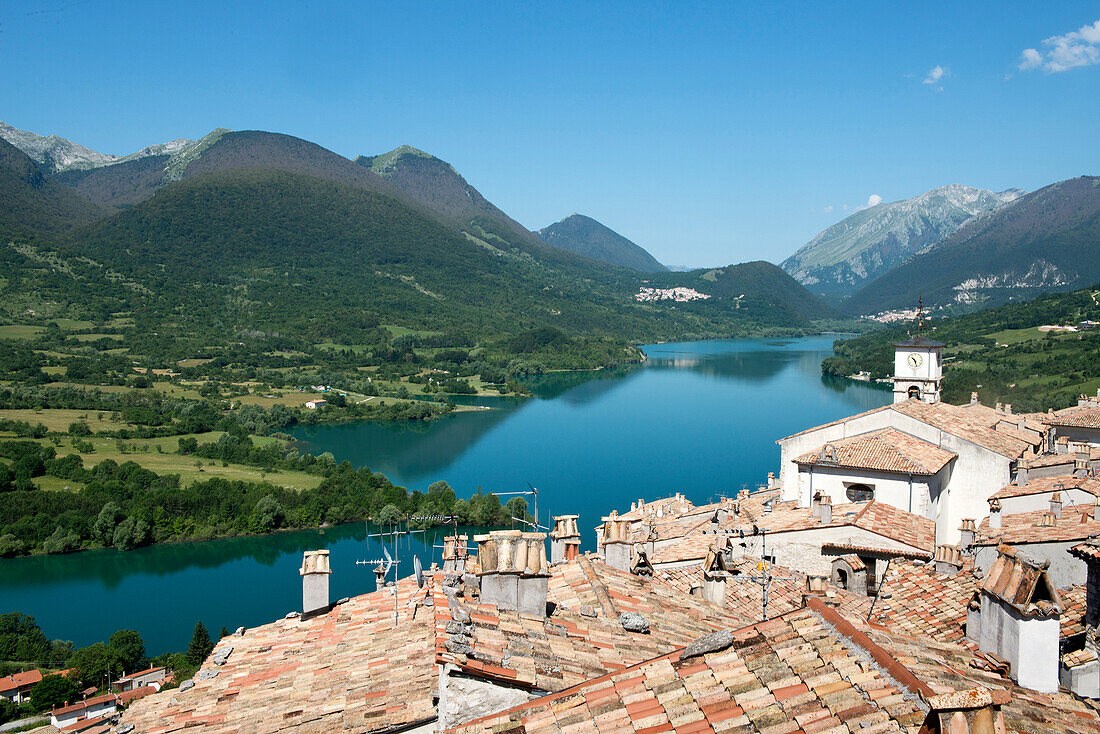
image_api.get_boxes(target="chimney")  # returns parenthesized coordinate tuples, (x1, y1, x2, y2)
(959, 519, 976, 549)
(970, 391, 979, 406)
(600, 512, 632, 572)
(818, 495, 833, 524)
(1005, 403, 1012, 415)
(803, 575, 829, 604)
(700, 539, 731, 607)
(300, 550, 331, 618)
(1080, 394, 1091, 407)
(811, 492, 823, 520)
(1039, 511, 1057, 527)
(1017, 417, 1026, 432)
(373, 563, 386, 590)
(1016, 461, 1029, 486)
(1057, 436, 1069, 454)
(934, 545, 963, 575)
(767, 472, 776, 489)
(923, 689, 1012, 734)
(630, 543, 655, 577)
(549, 515, 581, 563)
(989, 498, 1002, 529)
(1076, 451, 1090, 478)
(476, 531, 550, 615)
(442, 535, 469, 574)
(1050, 492, 1063, 519)
(995, 402, 1003, 413)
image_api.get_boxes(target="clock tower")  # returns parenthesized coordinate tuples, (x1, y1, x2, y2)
(893, 335, 944, 403)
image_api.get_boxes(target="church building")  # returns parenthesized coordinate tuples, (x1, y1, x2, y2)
(777, 331, 1042, 544)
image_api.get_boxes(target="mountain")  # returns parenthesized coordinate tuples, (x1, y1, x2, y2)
(781, 185, 1024, 297)
(354, 145, 567, 261)
(0, 137, 103, 240)
(0, 120, 119, 172)
(846, 176, 1100, 315)
(536, 214, 667, 272)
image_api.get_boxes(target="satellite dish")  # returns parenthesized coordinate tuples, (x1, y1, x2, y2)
(414, 555, 424, 588)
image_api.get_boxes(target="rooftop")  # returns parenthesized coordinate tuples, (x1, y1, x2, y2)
(990, 474, 1100, 500)
(977, 505, 1100, 545)
(0, 669, 42, 692)
(1043, 404, 1100, 429)
(867, 559, 978, 643)
(795, 427, 957, 476)
(449, 597, 1100, 734)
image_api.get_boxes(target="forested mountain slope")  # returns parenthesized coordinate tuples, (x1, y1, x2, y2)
(537, 214, 667, 272)
(0, 137, 103, 240)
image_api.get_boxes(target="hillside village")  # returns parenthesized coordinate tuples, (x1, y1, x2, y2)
(26, 334, 1096, 733)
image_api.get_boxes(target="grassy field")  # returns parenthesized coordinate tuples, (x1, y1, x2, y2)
(234, 390, 326, 408)
(176, 358, 214, 368)
(72, 333, 125, 342)
(0, 408, 131, 432)
(0, 325, 43, 339)
(44, 433, 325, 491)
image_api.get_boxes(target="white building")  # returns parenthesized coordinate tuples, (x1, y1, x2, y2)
(777, 336, 1041, 544)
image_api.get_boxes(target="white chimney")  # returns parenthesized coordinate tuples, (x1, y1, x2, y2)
(989, 498, 1002, 529)
(300, 550, 331, 618)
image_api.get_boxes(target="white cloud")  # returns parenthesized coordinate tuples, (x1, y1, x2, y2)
(865, 194, 883, 208)
(1019, 19, 1100, 72)
(923, 65, 946, 84)
(822, 205, 834, 214)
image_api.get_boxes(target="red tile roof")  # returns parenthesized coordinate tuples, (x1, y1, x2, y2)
(977, 505, 1100, 545)
(980, 545, 1062, 617)
(0, 669, 42, 693)
(795, 428, 957, 475)
(867, 559, 979, 642)
(1044, 404, 1100, 429)
(117, 685, 157, 705)
(991, 474, 1100, 499)
(52, 693, 119, 717)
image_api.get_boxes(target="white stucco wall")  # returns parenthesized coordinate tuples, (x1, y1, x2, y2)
(979, 594, 1060, 693)
(730, 525, 926, 577)
(777, 409, 1012, 544)
(796, 465, 938, 518)
(1056, 426, 1100, 447)
(998, 488, 1095, 517)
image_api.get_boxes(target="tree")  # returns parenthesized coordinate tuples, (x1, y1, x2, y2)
(108, 630, 146, 674)
(187, 623, 213, 666)
(112, 516, 151, 551)
(29, 674, 80, 712)
(251, 495, 285, 532)
(377, 504, 402, 526)
(42, 526, 81, 555)
(219, 626, 230, 639)
(92, 502, 124, 546)
(0, 534, 24, 558)
(69, 642, 112, 688)
(68, 421, 92, 436)
(504, 496, 529, 523)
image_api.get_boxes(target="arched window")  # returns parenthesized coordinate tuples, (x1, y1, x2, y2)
(846, 484, 874, 502)
(908, 385, 920, 399)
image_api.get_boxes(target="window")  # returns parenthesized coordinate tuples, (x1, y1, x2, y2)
(846, 483, 874, 502)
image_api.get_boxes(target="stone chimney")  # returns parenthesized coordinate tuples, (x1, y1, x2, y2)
(1017, 417, 1027, 432)
(1016, 461, 1029, 486)
(811, 492, 823, 520)
(923, 689, 1012, 734)
(934, 545, 963, 575)
(970, 391, 979, 406)
(549, 515, 581, 563)
(818, 495, 833, 524)
(1005, 403, 1012, 415)
(442, 535, 469, 574)
(802, 575, 829, 605)
(630, 543, 655, 577)
(1057, 436, 1069, 454)
(1081, 394, 1092, 407)
(1040, 511, 1056, 527)
(995, 402, 1003, 413)
(701, 540, 731, 607)
(476, 531, 550, 616)
(1050, 492, 1063, 519)
(989, 498, 1002, 529)
(300, 550, 331, 618)
(1076, 451, 1091, 478)
(600, 511, 632, 572)
(959, 519, 976, 549)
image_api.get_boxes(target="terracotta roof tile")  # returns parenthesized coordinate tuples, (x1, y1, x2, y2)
(795, 428, 957, 476)
(865, 560, 978, 643)
(977, 505, 1100, 545)
(1044, 404, 1100, 429)
(991, 474, 1100, 500)
(0, 669, 42, 693)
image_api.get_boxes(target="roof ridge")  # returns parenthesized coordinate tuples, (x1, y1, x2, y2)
(879, 429, 931, 473)
(576, 555, 618, 618)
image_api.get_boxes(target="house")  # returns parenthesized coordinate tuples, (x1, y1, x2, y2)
(972, 503, 1100, 587)
(50, 693, 120, 730)
(0, 669, 42, 704)
(111, 665, 167, 693)
(304, 398, 327, 409)
(1044, 392, 1100, 448)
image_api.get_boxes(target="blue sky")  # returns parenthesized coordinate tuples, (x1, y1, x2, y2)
(2, 2, 1098, 267)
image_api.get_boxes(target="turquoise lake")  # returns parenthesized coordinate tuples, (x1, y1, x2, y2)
(0, 336, 889, 653)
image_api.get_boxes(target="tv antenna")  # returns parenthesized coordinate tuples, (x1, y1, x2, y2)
(730, 526, 797, 621)
(356, 518, 428, 626)
(495, 482, 544, 531)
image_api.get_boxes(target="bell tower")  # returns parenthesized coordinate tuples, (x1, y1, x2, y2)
(892, 299, 943, 404)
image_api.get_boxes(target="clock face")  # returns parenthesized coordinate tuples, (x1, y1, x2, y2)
(907, 353, 923, 368)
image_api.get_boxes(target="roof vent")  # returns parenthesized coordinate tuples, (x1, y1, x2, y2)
(549, 515, 581, 563)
